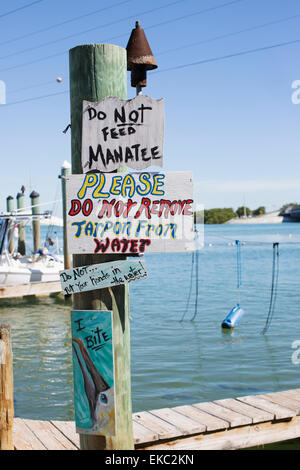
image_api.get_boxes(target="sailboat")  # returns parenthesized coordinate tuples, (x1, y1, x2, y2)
(0, 212, 64, 286)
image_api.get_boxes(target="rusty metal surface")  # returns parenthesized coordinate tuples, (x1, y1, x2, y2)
(126, 21, 157, 71)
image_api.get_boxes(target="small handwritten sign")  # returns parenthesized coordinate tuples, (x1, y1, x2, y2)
(81, 95, 164, 172)
(71, 310, 115, 436)
(60, 259, 147, 295)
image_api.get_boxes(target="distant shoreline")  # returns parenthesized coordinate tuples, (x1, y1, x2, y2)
(226, 211, 283, 224)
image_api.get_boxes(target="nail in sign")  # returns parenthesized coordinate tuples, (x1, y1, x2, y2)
(81, 95, 164, 172)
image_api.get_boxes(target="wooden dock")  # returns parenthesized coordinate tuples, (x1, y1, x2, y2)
(12, 388, 300, 450)
(0, 280, 61, 299)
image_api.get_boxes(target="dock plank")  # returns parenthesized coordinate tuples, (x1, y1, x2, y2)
(193, 401, 251, 427)
(214, 398, 273, 423)
(23, 419, 78, 450)
(132, 420, 159, 445)
(258, 394, 300, 414)
(13, 418, 47, 450)
(149, 408, 206, 435)
(133, 411, 182, 440)
(173, 405, 228, 431)
(50, 421, 80, 449)
(0, 280, 61, 299)
(237, 395, 295, 419)
(277, 389, 300, 403)
(139, 416, 300, 451)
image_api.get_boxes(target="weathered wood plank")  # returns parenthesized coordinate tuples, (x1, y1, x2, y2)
(132, 419, 159, 445)
(138, 416, 300, 451)
(133, 411, 182, 440)
(193, 401, 251, 427)
(23, 419, 78, 450)
(0, 325, 14, 450)
(0, 281, 61, 299)
(149, 408, 206, 435)
(50, 421, 80, 449)
(237, 395, 295, 419)
(214, 398, 273, 423)
(259, 394, 300, 414)
(13, 418, 47, 450)
(277, 389, 300, 403)
(173, 404, 228, 431)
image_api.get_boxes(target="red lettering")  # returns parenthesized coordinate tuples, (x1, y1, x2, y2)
(69, 199, 81, 216)
(134, 197, 152, 219)
(82, 199, 93, 216)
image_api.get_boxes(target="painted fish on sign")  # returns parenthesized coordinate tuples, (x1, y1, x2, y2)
(71, 310, 115, 436)
(60, 259, 147, 295)
(82, 95, 164, 172)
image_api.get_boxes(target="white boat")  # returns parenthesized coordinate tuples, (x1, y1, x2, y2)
(0, 214, 64, 286)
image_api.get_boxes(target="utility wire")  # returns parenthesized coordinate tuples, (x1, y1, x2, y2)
(2, 89, 68, 107)
(155, 37, 300, 74)
(0, 0, 45, 20)
(4, 32, 300, 105)
(6, 8, 300, 94)
(0, 0, 187, 60)
(156, 11, 300, 57)
(0, 0, 134, 47)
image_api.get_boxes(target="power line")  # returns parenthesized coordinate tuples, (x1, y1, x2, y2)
(0, 0, 248, 73)
(156, 11, 300, 57)
(0, 0, 134, 47)
(155, 36, 300, 74)
(2, 89, 68, 107)
(4, 35, 300, 105)
(146, 0, 246, 33)
(0, 0, 187, 60)
(0, 0, 45, 19)
(6, 6, 300, 94)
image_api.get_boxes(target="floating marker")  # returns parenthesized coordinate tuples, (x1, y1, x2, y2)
(222, 304, 245, 329)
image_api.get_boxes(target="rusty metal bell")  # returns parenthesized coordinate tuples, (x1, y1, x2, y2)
(126, 21, 157, 88)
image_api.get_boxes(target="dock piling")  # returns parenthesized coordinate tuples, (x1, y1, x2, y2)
(0, 324, 14, 450)
(30, 191, 40, 253)
(16, 192, 26, 255)
(69, 43, 133, 450)
(6, 196, 14, 254)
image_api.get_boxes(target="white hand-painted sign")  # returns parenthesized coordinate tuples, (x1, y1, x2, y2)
(81, 95, 164, 172)
(66, 171, 194, 255)
(60, 259, 147, 295)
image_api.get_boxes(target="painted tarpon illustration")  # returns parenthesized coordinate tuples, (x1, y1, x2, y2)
(72, 337, 115, 435)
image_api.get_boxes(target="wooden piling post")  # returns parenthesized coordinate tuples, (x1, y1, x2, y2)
(16, 192, 26, 255)
(30, 191, 40, 253)
(60, 161, 71, 270)
(0, 325, 14, 450)
(69, 43, 134, 450)
(6, 196, 14, 254)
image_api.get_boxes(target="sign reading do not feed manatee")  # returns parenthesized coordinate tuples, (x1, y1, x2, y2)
(66, 171, 194, 255)
(82, 95, 164, 172)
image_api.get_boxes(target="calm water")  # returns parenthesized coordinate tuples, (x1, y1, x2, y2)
(1, 223, 300, 426)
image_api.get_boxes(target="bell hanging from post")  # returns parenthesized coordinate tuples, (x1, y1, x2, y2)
(126, 21, 158, 89)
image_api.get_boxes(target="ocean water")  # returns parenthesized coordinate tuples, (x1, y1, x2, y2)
(1, 223, 300, 429)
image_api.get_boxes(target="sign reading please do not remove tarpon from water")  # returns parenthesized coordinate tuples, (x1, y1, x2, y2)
(81, 95, 164, 172)
(66, 171, 194, 255)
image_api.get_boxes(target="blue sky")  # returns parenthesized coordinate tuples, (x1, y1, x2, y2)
(1, 0, 300, 214)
